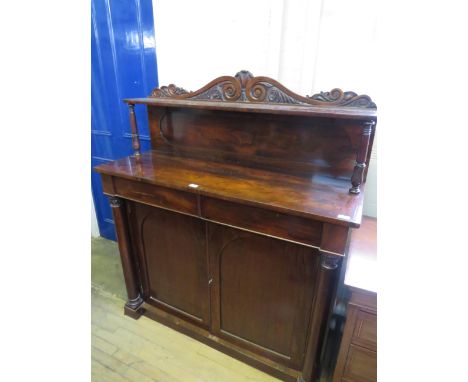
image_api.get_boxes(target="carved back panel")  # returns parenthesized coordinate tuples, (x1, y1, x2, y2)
(146, 71, 376, 178)
(150, 70, 376, 108)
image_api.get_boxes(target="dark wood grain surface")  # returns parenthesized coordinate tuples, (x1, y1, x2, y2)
(147, 107, 368, 178)
(96, 71, 377, 382)
(208, 223, 319, 369)
(124, 97, 377, 120)
(95, 150, 365, 227)
(129, 203, 210, 327)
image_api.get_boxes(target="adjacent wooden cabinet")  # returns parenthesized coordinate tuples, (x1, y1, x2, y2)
(95, 71, 377, 382)
(333, 289, 377, 382)
(333, 217, 377, 382)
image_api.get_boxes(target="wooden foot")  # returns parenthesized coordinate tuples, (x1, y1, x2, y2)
(124, 296, 144, 320)
(110, 196, 145, 319)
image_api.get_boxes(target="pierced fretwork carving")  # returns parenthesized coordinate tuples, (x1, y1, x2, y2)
(149, 70, 376, 109)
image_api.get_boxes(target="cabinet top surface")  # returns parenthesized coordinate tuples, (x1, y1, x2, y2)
(345, 216, 377, 292)
(95, 150, 365, 227)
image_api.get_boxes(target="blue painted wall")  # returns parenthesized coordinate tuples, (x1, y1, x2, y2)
(91, 0, 158, 240)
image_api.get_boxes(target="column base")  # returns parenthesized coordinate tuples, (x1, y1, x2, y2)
(124, 296, 144, 320)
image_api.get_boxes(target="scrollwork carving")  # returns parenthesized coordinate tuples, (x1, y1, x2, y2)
(150, 84, 189, 98)
(235, 70, 254, 87)
(309, 89, 376, 108)
(149, 71, 376, 109)
(191, 78, 242, 102)
(246, 80, 302, 104)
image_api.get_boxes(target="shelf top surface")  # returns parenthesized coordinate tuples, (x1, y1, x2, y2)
(95, 150, 366, 227)
(124, 98, 377, 120)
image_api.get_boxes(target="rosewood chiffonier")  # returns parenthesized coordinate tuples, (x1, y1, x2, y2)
(94, 71, 377, 382)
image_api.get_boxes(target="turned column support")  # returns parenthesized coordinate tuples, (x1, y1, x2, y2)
(109, 196, 144, 319)
(128, 103, 141, 157)
(299, 252, 341, 382)
(349, 120, 375, 194)
(300, 223, 348, 382)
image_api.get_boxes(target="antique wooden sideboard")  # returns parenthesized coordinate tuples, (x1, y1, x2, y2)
(94, 71, 377, 382)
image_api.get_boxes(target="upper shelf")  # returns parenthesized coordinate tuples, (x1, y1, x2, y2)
(124, 97, 377, 120)
(124, 70, 377, 121)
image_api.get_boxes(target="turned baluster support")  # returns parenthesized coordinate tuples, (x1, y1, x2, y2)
(349, 120, 375, 194)
(299, 252, 342, 382)
(300, 223, 348, 382)
(109, 196, 144, 319)
(128, 103, 141, 157)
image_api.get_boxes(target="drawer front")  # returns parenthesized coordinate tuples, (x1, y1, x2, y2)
(113, 177, 198, 215)
(343, 344, 376, 382)
(201, 196, 322, 247)
(352, 310, 377, 351)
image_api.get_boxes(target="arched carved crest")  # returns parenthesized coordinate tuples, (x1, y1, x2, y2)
(150, 70, 376, 109)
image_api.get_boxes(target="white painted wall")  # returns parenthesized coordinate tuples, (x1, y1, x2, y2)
(91, 196, 100, 237)
(153, 0, 377, 217)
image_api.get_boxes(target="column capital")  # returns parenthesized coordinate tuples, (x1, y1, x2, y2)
(320, 252, 341, 270)
(109, 196, 122, 208)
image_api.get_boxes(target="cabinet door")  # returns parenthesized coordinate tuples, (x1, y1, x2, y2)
(207, 223, 319, 368)
(130, 203, 210, 327)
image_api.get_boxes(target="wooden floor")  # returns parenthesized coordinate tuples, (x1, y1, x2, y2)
(91, 237, 280, 382)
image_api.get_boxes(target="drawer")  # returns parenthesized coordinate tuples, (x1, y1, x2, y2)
(352, 310, 377, 351)
(343, 344, 376, 382)
(201, 196, 322, 247)
(112, 177, 198, 216)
